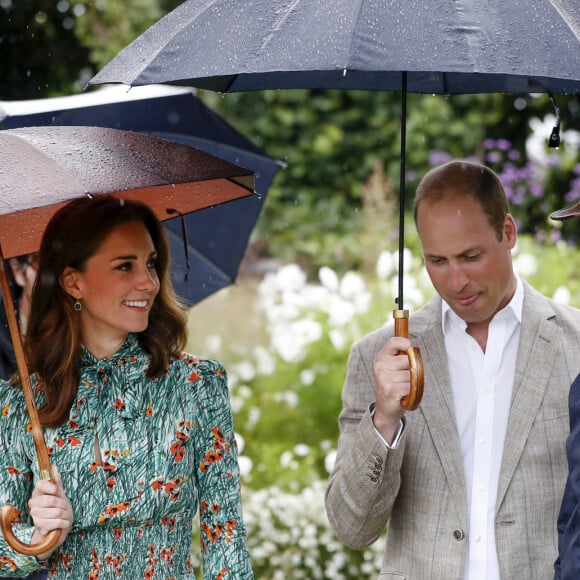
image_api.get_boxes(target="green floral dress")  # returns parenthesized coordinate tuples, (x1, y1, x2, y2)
(0, 334, 253, 579)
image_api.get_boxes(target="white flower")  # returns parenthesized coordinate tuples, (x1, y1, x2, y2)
(340, 271, 366, 299)
(273, 390, 299, 407)
(231, 361, 256, 382)
(237, 455, 253, 477)
(318, 266, 339, 292)
(204, 334, 222, 353)
(254, 346, 276, 375)
(235, 432, 245, 453)
(300, 369, 315, 385)
(553, 285, 571, 305)
(376, 250, 396, 280)
(328, 329, 346, 350)
(293, 443, 310, 457)
(324, 450, 337, 474)
(513, 253, 538, 277)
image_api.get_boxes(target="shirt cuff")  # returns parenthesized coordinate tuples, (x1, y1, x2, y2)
(370, 404, 405, 449)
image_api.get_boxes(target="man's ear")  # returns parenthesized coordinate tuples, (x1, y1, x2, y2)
(504, 214, 518, 249)
(60, 267, 82, 300)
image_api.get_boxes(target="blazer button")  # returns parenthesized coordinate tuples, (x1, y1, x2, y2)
(453, 529, 465, 541)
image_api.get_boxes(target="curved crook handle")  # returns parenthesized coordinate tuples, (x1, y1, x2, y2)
(0, 504, 61, 556)
(393, 309, 425, 411)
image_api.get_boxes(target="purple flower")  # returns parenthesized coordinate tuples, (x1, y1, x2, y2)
(496, 139, 512, 151)
(428, 150, 452, 167)
(486, 151, 502, 164)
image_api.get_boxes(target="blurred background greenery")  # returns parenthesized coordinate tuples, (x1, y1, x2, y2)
(2, 2, 580, 577)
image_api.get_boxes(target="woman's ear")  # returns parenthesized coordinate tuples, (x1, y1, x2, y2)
(59, 267, 82, 300)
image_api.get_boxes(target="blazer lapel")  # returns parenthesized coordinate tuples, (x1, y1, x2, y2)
(411, 301, 469, 525)
(496, 285, 560, 507)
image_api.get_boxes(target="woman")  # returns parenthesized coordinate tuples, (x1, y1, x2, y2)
(0, 196, 253, 578)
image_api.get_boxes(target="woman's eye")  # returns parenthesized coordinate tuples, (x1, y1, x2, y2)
(116, 262, 132, 271)
(147, 258, 158, 270)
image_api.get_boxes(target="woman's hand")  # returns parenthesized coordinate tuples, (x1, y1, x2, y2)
(28, 465, 73, 560)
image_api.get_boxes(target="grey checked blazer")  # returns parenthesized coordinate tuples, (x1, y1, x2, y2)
(325, 282, 580, 579)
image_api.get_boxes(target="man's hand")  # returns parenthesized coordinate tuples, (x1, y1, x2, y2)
(373, 336, 412, 444)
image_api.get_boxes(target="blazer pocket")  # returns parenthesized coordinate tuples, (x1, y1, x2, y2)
(379, 573, 406, 579)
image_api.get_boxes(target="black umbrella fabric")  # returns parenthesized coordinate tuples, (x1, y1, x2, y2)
(0, 85, 283, 306)
(89, 0, 580, 94)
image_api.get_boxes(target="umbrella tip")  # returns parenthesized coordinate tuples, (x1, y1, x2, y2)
(547, 92, 561, 149)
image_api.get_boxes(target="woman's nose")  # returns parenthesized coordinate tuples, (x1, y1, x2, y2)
(136, 267, 159, 291)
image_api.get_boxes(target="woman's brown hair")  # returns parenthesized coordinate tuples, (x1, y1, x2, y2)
(25, 195, 188, 427)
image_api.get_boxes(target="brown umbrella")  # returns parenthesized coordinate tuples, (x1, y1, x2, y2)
(0, 125, 254, 555)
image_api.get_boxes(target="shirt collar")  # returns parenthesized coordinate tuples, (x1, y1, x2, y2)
(442, 275, 523, 334)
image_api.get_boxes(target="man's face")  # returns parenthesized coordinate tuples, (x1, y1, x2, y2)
(416, 192, 517, 326)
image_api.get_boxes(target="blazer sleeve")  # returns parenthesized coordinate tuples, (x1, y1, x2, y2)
(325, 330, 406, 549)
(555, 373, 580, 580)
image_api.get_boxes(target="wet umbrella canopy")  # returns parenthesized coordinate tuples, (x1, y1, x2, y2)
(89, 0, 580, 94)
(0, 85, 282, 306)
(0, 125, 254, 259)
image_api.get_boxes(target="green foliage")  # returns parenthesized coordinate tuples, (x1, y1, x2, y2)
(204, 88, 580, 273)
(71, 0, 162, 71)
(0, 1, 90, 98)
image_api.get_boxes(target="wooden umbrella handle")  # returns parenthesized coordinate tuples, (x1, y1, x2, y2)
(0, 248, 62, 555)
(0, 504, 60, 556)
(393, 309, 424, 411)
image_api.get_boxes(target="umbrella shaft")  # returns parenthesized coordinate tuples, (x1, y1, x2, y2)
(397, 72, 408, 310)
(0, 245, 52, 477)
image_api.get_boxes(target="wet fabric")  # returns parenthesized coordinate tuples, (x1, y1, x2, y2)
(0, 334, 252, 579)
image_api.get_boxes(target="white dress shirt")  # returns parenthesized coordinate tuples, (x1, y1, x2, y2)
(443, 276, 523, 580)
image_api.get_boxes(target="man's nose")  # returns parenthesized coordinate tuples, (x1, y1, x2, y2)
(448, 262, 469, 292)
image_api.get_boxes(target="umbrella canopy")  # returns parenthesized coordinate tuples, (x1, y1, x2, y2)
(0, 125, 254, 259)
(89, 0, 580, 410)
(0, 85, 283, 306)
(89, 0, 580, 94)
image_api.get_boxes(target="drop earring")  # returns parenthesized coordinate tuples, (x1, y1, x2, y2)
(74, 299, 82, 312)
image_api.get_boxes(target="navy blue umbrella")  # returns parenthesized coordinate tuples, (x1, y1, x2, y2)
(0, 85, 283, 307)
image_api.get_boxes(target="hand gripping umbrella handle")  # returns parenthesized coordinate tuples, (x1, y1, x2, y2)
(0, 246, 62, 555)
(1, 504, 61, 556)
(393, 310, 424, 411)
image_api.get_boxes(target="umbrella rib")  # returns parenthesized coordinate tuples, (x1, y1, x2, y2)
(547, 0, 580, 41)
(259, 0, 303, 52)
(165, 226, 233, 283)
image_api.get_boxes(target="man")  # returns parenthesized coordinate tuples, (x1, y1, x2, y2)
(325, 160, 580, 579)
(550, 200, 580, 580)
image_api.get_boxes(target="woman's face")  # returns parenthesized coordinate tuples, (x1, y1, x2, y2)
(62, 221, 160, 358)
